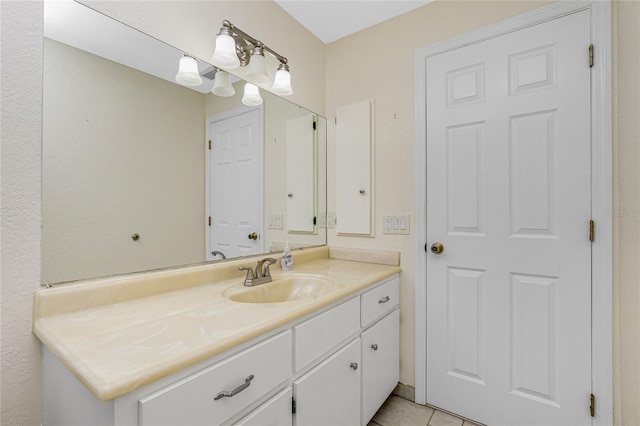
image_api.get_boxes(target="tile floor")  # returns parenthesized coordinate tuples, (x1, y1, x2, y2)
(370, 395, 481, 426)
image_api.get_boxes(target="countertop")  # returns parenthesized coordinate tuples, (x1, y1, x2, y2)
(33, 247, 400, 401)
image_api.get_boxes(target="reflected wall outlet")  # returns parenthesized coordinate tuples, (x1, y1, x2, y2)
(383, 214, 410, 235)
(326, 212, 335, 229)
(318, 212, 327, 228)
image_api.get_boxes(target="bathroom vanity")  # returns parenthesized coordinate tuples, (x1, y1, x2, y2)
(34, 247, 400, 425)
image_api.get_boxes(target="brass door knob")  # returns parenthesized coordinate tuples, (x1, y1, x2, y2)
(430, 242, 444, 254)
(248, 232, 258, 240)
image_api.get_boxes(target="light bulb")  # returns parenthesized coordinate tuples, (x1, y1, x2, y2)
(211, 32, 240, 69)
(246, 47, 269, 84)
(242, 83, 263, 106)
(175, 56, 202, 87)
(271, 64, 293, 96)
(211, 70, 236, 97)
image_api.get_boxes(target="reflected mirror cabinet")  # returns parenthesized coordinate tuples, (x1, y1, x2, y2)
(42, 1, 327, 284)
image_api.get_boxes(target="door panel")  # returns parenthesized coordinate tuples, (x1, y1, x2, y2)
(209, 109, 262, 259)
(426, 10, 591, 426)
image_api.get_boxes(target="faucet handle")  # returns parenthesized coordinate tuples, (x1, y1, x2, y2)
(261, 258, 278, 277)
(239, 266, 254, 280)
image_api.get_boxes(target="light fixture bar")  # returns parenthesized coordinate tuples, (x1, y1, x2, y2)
(220, 20, 288, 66)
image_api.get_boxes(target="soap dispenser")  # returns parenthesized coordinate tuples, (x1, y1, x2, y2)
(281, 241, 293, 271)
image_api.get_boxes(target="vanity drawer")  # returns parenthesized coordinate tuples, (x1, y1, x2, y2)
(361, 277, 399, 327)
(138, 331, 292, 426)
(294, 296, 360, 372)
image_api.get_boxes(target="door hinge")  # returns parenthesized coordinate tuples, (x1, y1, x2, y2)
(292, 398, 297, 414)
(589, 220, 595, 241)
(208, 140, 211, 150)
(208, 217, 211, 226)
(313, 121, 317, 130)
(335, 116, 337, 125)
(589, 44, 594, 68)
(313, 216, 317, 226)
(590, 393, 595, 417)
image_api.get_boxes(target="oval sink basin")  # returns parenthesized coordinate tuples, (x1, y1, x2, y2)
(225, 275, 335, 303)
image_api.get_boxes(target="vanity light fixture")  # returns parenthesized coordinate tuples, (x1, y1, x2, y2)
(242, 82, 263, 106)
(211, 69, 236, 97)
(211, 20, 293, 96)
(175, 55, 203, 87)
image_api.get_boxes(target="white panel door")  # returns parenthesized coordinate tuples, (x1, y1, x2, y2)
(426, 10, 592, 426)
(209, 109, 262, 259)
(286, 113, 316, 233)
(335, 100, 373, 235)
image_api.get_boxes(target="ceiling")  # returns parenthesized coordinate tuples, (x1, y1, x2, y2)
(274, 1, 433, 44)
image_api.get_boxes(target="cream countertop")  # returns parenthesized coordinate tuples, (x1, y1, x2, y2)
(33, 246, 400, 401)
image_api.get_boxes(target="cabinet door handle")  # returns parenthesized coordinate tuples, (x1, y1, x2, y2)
(350, 362, 358, 370)
(371, 343, 378, 351)
(378, 296, 390, 304)
(214, 374, 254, 400)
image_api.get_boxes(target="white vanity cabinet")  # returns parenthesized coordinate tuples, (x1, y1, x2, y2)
(294, 338, 362, 426)
(361, 309, 400, 424)
(138, 332, 292, 426)
(234, 388, 293, 426)
(42, 275, 400, 426)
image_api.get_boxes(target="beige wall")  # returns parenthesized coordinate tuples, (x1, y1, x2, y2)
(43, 39, 206, 283)
(612, 1, 640, 425)
(326, 0, 639, 424)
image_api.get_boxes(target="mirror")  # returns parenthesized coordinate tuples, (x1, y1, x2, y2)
(42, 1, 327, 284)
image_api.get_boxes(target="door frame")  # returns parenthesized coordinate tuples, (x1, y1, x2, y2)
(205, 104, 265, 261)
(413, 1, 612, 424)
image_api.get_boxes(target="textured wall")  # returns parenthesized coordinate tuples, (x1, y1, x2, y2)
(0, 1, 44, 425)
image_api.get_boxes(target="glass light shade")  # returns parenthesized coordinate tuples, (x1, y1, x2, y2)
(271, 69, 293, 95)
(211, 34, 240, 69)
(242, 83, 263, 106)
(211, 71, 235, 97)
(175, 56, 203, 87)
(245, 53, 269, 84)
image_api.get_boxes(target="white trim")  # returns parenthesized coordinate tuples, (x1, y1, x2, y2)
(413, 2, 613, 424)
(205, 104, 265, 261)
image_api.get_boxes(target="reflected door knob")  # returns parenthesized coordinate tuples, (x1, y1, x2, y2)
(430, 242, 444, 254)
(248, 232, 258, 240)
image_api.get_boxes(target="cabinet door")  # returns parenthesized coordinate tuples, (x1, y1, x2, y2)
(235, 387, 292, 426)
(361, 309, 400, 424)
(335, 100, 373, 236)
(294, 338, 361, 426)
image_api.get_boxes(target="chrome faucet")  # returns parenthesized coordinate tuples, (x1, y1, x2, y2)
(239, 258, 278, 286)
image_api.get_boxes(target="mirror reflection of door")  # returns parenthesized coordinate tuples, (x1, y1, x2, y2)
(286, 114, 317, 234)
(206, 107, 263, 260)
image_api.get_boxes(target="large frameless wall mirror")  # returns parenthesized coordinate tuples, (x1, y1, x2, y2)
(42, 1, 327, 284)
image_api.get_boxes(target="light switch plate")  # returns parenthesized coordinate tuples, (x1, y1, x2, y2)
(267, 214, 284, 230)
(383, 214, 410, 235)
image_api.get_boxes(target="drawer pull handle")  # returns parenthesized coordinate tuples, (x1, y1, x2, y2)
(371, 343, 378, 351)
(350, 362, 358, 370)
(378, 296, 390, 304)
(214, 374, 254, 401)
